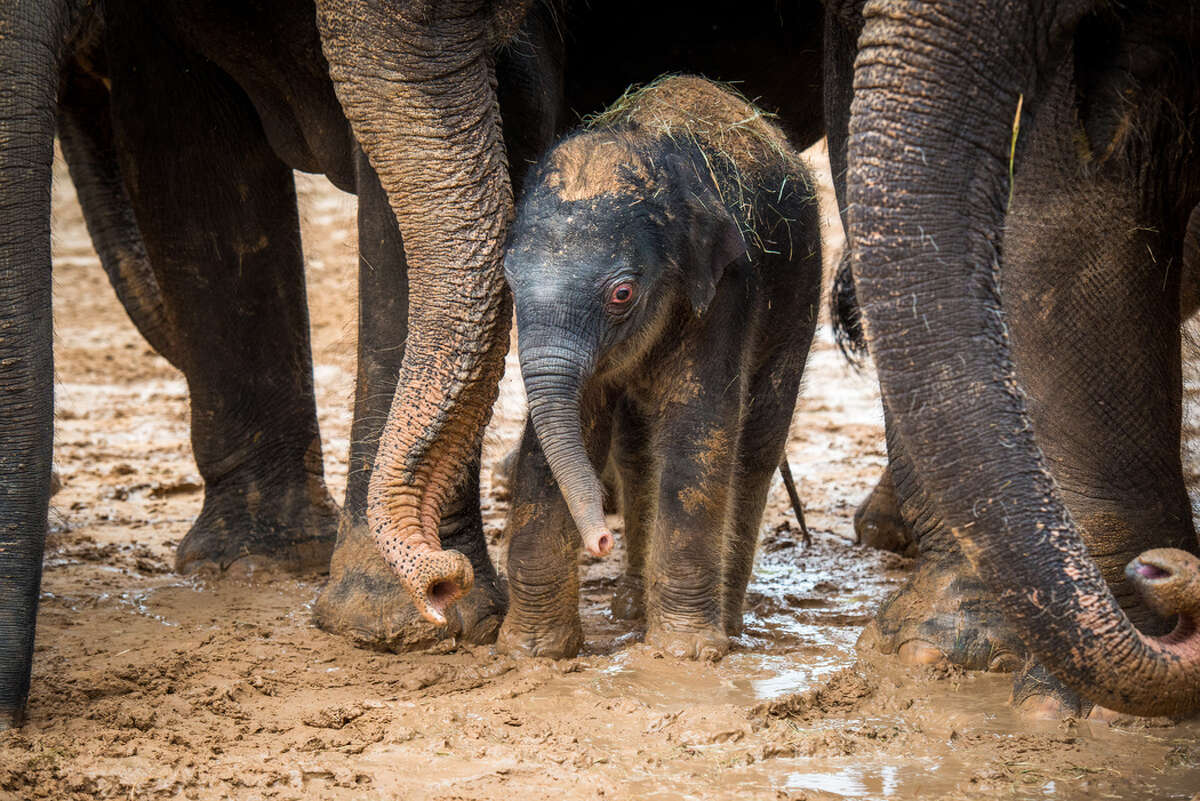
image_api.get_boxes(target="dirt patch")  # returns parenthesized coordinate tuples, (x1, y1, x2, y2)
(2, 147, 1197, 800)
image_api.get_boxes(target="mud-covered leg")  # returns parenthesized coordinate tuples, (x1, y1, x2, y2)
(105, 13, 336, 574)
(496, 424, 585, 658)
(644, 375, 740, 661)
(312, 151, 504, 649)
(857, 423, 1028, 672)
(723, 460, 774, 638)
(723, 350, 810, 635)
(610, 398, 653, 621)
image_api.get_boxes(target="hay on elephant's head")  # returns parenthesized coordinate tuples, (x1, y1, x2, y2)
(585, 74, 813, 250)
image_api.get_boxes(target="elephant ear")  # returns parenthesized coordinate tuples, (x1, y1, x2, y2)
(682, 190, 747, 317)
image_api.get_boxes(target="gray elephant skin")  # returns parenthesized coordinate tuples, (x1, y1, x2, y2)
(498, 77, 822, 661)
(824, 0, 1200, 717)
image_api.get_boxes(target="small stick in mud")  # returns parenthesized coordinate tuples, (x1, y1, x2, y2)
(779, 459, 811, 547)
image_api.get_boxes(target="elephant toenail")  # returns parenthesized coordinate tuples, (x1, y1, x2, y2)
(897, 639, 946, 665)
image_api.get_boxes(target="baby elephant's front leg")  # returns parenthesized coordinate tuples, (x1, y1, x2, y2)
(496, 425, 584, 658)
(645, 413, 738, 661)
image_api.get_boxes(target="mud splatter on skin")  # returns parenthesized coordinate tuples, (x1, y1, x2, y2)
(17, 152, 1200, 800)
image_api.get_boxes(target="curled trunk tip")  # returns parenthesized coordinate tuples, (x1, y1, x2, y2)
(1126, 548, 1200, 627)
(371, 518, 475, 626)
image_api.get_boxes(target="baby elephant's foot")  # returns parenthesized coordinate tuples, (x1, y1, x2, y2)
(610, 576, 645, 621)
(645, 623, 729, 661)
(496, 611, 583, 659)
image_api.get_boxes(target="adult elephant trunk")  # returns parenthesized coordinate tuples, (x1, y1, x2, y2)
(316, 0, 527, 624)
(848, 0, 1200, 716)
(0, 0, 72, 726)
(519, 337, 614, 558)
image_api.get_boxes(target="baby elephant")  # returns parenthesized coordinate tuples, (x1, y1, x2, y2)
(497, 75, 822, 660)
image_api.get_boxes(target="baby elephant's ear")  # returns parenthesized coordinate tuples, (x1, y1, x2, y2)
(686, 201, 746, 317)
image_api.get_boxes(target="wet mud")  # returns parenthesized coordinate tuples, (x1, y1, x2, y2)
(1, 148, 1197, 800)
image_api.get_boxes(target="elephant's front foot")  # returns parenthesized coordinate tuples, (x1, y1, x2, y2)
(856, 555, 1025, 672)
(610, 575, 645, 621)
(175, 474, 338, 575)
(496, 608, 583, 658)
(645, 621, 729, 661)
(313, 520, 505, 651)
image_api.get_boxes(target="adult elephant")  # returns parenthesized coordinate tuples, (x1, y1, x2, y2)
(834, 0, 1200, 717)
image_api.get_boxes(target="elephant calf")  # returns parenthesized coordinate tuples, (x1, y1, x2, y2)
(497, 75, 822, 660)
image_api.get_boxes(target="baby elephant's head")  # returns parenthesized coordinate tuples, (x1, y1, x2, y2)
(503, 132, 746, 557)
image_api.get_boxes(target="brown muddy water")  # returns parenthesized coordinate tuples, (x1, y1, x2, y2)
(1, 147, 1196, 800)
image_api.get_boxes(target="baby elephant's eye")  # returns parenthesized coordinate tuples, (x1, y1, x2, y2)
(608, 281, 636, 308)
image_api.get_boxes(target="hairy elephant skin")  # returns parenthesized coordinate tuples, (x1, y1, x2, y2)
(836, 1, 1200, 717)
(497, 77, 823, 660)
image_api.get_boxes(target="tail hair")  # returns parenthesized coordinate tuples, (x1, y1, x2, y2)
(831, 252, 867, 365)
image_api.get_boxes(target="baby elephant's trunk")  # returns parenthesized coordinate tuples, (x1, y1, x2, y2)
(519, 342, 614, 557)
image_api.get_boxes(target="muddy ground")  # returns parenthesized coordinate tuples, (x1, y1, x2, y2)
(1, 146, 1197, 800)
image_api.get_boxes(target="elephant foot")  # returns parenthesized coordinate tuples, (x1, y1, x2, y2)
(1009, 659, 1095, 719)
(313, 520, 505, 651)
(175, 475, 338, 575)
(645, 622, 729, 661)
(610, 576, 645, 621)
(854, 468, 916, 556)
(856, 555, 1025, 672)
(496, 610, 583, 659)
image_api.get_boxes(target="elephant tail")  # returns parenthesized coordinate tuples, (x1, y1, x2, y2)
(830, 251, 866, 365)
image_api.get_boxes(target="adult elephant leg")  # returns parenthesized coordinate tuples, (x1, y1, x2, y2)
(106, 10, 337, 573)
(858, 157, 1198, 691)
(858, 419, 1028, 673)
(851, 1, 1200, 716)
(0, 0, 71, 728)
(314, 151, 505, 649)
(57, 57, 178, 367)
(825, 3, 917, 559)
